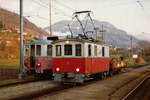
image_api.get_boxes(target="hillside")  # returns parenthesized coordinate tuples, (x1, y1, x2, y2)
(45, 20, 139, 48)
(0, 8, 48, 36)
(0, 8, 48, 62)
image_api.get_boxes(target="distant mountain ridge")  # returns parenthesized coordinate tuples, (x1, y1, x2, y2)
(44, 20, 139, 48)
(0, 8, 48, 36)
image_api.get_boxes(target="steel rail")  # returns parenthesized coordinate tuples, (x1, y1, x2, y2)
(122, 72, 150, 100)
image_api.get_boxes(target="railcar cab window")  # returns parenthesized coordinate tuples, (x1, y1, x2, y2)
(25, 45, 30, 56)
(64, 44, 72, 55)
(56, 45, 61, 56)
(75, 44, 81, 56)
(88, 45, 91, 56)
(36, 45, 41, 56)
(47, 45, 52, 56)
(102, 47, 105, 57)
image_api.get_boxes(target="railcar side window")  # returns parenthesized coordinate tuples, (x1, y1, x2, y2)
(64, 44, 72, 55)
(25, 45, 30, 56)
(88, 45, 91, 56)
(94, 46, 97, 56)
(56, 45, 61, 56)
(76, 44, 81, 56)
(47, 45, 52, 56)
(102, 47, 105, 57)
(36, 45, 41, 56)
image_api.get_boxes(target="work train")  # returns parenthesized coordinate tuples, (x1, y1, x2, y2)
(23, 11, 126, 83)
(23, 36, 126, 83)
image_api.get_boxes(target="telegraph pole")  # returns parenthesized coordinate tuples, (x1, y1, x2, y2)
(49, 0, 52, 36)
(130, 36, 133, 55)
(94, 27, 99, 40)
(19, 0, 24, 79)
(99, 24, 106, 40)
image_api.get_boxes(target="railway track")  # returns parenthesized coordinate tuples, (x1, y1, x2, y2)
(0, 76, 104, 100)
(0, 63, 149, 100)
(9, 84, 72, 100)
(0, 80, 60, 100)
(0, 79, 46, 88)
(122, 71, 150, 100)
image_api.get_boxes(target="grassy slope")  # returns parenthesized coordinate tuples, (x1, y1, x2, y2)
(0, 59, 19, 69)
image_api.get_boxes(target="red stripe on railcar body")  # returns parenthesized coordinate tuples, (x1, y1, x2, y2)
(52, 57, 110, 74)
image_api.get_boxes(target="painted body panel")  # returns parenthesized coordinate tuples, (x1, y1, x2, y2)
(24, 56, 52, 70)
(52, 57, 110, 74)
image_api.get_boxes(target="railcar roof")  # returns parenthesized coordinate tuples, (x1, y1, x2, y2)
(24, 37, 52, 45)
(52, 38, 107, 45)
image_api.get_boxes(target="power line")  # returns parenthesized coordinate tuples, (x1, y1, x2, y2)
(32, 0, 48, 8)
(54, 0, 75, 11)
(137, 0, 150, 23)
(32, 0, 71, 18)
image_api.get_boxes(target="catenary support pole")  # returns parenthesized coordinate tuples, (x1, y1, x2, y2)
(49, 0, 52, 36)
(18, 0, 24, 79)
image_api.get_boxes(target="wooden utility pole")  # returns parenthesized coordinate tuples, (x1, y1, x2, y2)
(49, 0, 52, 36)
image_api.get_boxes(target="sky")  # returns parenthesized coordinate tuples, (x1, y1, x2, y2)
(0, 0, 150, 38)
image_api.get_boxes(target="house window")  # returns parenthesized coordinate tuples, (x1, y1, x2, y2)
(64, 44, 72, 55)
(25, 45, 30, 56)
(88, 45, 91, 56)
(56, 45, 61, 56)
(76, 44, 81, 56)
(47, 45, 52, 56)
(94, 46, 97, 56)
(36, 45, 41, 56)
(102, 47, 105, 57)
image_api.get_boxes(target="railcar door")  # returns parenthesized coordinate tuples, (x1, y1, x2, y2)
(30, 45, 35, 68)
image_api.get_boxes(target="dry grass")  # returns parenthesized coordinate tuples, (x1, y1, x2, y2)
(0, 58, 19, 69)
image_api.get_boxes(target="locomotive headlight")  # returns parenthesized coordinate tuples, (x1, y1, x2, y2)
(37, 63, 41, 67)
(117, 64, 120, 67)
(66, 40, 69, 44)
(56, 67, 60, 71)
(76, 68, 80, 72)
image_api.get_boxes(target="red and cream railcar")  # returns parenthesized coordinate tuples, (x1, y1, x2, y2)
(52, 38, 110, 83)
(24, 37, 53, 76)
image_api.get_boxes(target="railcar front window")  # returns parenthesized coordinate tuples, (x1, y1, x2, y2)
(76, 44, 81, 56)
(64, 44, 72, 55)
(94, 46, 97, 56)
(47, 45, 52, 56)
(88, 45, 91, 56)
(36, 45, 41, 56)
(25, 45, 30, 56)
(56, 45, 61, 56)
